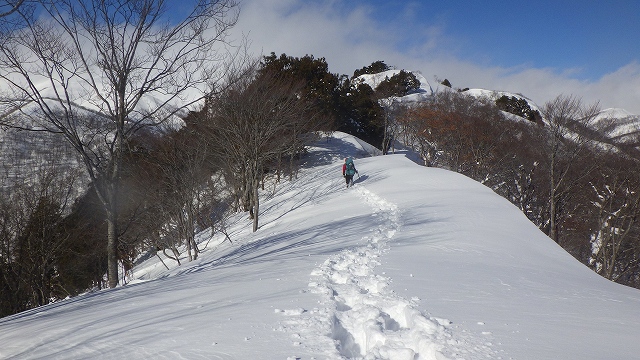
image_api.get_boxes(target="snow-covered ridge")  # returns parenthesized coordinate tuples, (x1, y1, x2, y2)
(463, 88, 542, 112)
(2, 132, 640, 359)
(593, 107, 640, 141)
(598, 107, 635, 119)
(284, 185, 492, 358)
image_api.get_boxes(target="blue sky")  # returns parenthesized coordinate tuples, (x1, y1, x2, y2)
(226, 0, 640, 112)
(364, 0, 640, 81)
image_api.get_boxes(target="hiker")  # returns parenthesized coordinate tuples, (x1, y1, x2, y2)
(342, 157, 358, 188)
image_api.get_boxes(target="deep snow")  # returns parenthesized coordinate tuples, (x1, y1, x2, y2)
(1, 132, 640, 359)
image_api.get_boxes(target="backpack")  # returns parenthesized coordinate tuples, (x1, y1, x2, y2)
(345, 158, 356, 176)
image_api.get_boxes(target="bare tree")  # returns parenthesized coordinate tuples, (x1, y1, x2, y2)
(205, 66, 319, 232)
(0, 0, 239, 288)
(378, 97, 404, 155)
(0, 162, 81, 316)
(586, 155, 640, 282)
(397, 91, 508, 172)
(152, 129, 218, 262)
(539, 95, 600, 242)
(397, 103, 449, 167)
(0, 0, 25, 18)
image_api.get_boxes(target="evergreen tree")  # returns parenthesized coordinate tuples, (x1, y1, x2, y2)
(353, 60, 391, 77)
(335, 79, 385, 147)
(375, 70, 420, 97)
(259, 52, 341, 131)
(495, 95, 541, 122)
(260, 53, 386, 149)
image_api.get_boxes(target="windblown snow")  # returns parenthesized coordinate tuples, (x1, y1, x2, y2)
(1, 132, 640, 360)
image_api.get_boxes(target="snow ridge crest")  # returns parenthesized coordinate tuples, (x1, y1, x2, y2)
(304, 185, 455, 359)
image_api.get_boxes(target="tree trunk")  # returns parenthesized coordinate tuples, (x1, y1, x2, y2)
(252, 176, 259, 232)
(106, 212, 119, 288)
(549, 190, 557, 242)
(548, 148, 558, 242)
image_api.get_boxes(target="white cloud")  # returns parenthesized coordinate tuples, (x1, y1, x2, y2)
(231, 0, 640, 114)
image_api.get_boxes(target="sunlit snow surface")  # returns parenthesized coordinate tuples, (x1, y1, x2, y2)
(1, 132, 640, 360)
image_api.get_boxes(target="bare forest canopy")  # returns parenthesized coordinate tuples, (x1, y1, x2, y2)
(3, 38, 640, 319)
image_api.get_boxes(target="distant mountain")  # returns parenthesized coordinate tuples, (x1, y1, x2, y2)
(461, 90, 640, 148)
(593, 108, 640, 146)
(361, 70, 640, 158)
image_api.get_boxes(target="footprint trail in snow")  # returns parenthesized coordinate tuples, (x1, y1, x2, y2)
(279, 185, 496, 359)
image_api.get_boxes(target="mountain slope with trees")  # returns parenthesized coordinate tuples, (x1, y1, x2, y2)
(2, 20, 640, 321)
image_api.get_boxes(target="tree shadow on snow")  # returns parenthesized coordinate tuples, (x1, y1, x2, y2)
(182, 214, 375, 275)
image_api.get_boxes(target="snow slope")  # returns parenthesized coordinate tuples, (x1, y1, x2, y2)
(1, 132, 640, 359)
(593, 107, 640, 143)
